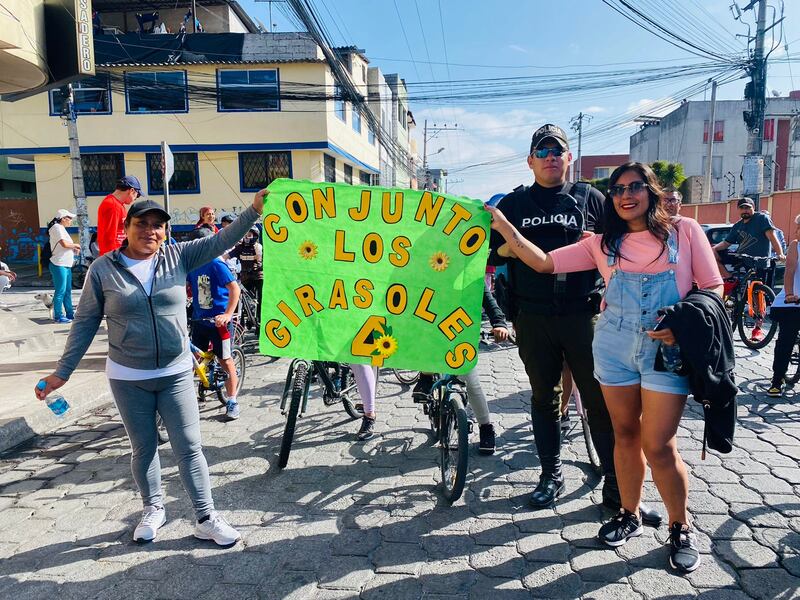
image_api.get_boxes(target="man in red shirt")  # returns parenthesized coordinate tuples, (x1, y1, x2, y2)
(97, 175, 142, 255)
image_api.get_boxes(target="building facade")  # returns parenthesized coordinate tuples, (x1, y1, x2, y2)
(0, 32, 414, 235)
(630, 92, 800, 202)
(573, 154, 630, 182)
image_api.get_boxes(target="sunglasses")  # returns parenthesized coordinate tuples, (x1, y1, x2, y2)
(532, 147, 566, 159)
(609, 181, 649, 197)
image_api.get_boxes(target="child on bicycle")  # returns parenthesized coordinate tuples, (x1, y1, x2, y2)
(188, 227, 242, 420)
(487, 162, 722, 574)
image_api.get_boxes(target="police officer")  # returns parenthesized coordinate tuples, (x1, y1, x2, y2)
(489, 124, 661, 527)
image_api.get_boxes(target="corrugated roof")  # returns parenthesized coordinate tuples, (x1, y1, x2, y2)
(98, 58, 326, 67)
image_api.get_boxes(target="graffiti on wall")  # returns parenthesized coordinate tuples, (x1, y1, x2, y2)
(169, 206, 243, 225)
(0, 200, 43, 263)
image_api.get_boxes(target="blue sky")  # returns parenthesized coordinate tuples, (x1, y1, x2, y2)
(239, 1, 800, 198)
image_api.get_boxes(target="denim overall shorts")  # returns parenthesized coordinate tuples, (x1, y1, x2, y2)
(592, 229, 690, 395)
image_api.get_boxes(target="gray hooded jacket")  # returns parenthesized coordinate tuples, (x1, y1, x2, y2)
(55, 206, 260, 380)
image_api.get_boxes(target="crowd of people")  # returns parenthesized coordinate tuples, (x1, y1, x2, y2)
(30, 121, 797, 577)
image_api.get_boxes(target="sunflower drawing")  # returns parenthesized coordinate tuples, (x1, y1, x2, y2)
(298, 240, 318, 260)
(374, 333, 398, 358)
(429, 251, 450, 272)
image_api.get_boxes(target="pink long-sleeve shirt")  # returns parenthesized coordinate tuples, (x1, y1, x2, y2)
(549, 217, 723, 300)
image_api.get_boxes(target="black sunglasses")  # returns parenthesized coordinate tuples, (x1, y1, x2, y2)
(609, 181, 649, 197)
(532, 147, 566, 159)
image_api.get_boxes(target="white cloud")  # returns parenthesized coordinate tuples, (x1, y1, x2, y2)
(507, 44, 528, 54)
(585, 106, 606, 114)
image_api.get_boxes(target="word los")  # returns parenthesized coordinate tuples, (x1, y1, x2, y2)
(263, 278, 477, 369)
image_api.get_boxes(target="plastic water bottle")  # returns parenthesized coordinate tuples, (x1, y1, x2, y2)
(661, 343, 683, 372)
(36, 381, 70, 417)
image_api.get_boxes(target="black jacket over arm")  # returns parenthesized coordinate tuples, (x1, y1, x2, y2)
(656, 290, 737, 454)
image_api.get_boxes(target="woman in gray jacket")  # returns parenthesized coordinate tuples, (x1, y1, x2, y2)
(35, 189, 268, 546)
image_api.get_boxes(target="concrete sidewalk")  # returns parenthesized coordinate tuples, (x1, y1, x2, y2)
(0, 288, 114, 452)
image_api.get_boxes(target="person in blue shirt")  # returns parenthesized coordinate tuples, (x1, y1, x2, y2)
(188, 227, 242, 419)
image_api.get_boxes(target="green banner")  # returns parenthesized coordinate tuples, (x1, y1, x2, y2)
(258, 179, 490, 374)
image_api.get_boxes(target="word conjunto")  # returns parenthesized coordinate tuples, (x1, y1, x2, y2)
(261, 187, 487, 369)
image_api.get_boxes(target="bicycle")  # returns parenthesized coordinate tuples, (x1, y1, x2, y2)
(415, 373, 471, 503)
(561, 387, 602, 476)
(723, 253, 778, 349)
(278, 361, 366, 469)
(233, 283, 260, 348)
(392, 369, 420, 385)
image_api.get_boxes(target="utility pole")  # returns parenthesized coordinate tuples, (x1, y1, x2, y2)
(192, 0, 198, 32)
(570, 112, 592, 182)
(62, 84, 90, 259)
(703, 80, 718, 203)
(742, 0, 768, 209)
(421, 119, 458, 190)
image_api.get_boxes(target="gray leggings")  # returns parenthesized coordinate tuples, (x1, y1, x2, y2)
(464, 367, 491, 425)
(109, 370, 214, 520)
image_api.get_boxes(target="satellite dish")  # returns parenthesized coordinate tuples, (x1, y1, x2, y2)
(771, 90, 781, 97)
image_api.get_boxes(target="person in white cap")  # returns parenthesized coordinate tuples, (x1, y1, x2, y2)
(48, 209, 81, 323)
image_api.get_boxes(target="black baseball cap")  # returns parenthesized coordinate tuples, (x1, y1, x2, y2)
(530, 124, 570, 153)
(127, 199, 171, 221)
(738, 198, 755, 208)
(220, 213, 234, 223)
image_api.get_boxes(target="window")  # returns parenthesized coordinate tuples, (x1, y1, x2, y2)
(335, 85, 346, 122)
(324, 155, 336, 182)
(593, 167, 610, 179)
(713, 191, 722, 202)
(701, 155, 723, 179)
(125, 71, 187, 113)
(352, 107, 362, 134)
(82, 154, 124, 195)
(764, 154, 773, 191)
(217, 69, 280, 112)
(238, 152, 291, 192)
(368, 126, 376, 145)
(398, 101, 406, 130)
(146, 152, 199, 194)
(703, 120, 724, 143)
(21, 182, 33, 194)
(49, 74, 112, 115)
(359, 171, 371, 185)
(764, 118, 775, 142)
(344, 164, 353, 184)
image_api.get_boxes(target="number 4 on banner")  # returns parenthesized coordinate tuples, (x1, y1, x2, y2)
(351, 315, 387, 367)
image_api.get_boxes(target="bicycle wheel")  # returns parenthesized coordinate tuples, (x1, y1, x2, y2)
(439, 393, 469, 503)
(579, 410, 602, 477)
(738, 283, 777, 349)
(214, 346, 247, 406)
(279, 361, 307, 469)
(339, 367, 365, 420)
(393, 369, 420, 385)
(786, 339, 800, 385)
(156, 415, 169, 445)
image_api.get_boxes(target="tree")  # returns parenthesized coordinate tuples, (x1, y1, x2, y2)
(650, 160, 686, 191)
(588, 178, 609, 195)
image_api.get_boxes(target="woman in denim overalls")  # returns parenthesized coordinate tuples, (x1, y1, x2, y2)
(487, 162, 723, 574)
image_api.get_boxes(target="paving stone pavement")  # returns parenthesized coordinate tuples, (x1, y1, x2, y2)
(1, 337, 800, 599)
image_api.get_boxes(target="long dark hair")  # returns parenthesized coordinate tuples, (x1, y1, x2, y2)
(600, 162, 672, 262)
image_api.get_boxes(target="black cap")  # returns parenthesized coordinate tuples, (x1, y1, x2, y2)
(220, 213, 234, 223)
(530, 124, 570, 153)
(738, 198, 755, 208)
(128, 199, 171, 221)
(191, 226, 214, 240)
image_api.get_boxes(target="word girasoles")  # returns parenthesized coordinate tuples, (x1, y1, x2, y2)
(263, 278, 477, 369)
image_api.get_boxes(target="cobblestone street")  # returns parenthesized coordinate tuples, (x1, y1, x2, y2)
(1, 337, 799, 599)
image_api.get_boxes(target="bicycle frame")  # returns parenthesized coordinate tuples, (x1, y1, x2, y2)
(279, 360, 356, 418)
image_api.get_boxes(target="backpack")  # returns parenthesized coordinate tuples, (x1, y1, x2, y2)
(40, 221, 56, 268)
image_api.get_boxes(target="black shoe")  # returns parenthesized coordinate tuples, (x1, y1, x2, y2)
(669, 522, 701, 573)
(356, 416, 376, 441)
(478, 423, 496, 455)
(602, 480, 663, 528)
(560, 409, 570, 431)
(598, 509, 643, 547)
(529, 473, 565, 509)
(412, 374, 434, 403)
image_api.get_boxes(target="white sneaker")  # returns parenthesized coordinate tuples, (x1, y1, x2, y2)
(133, 506, 166, 542)
(194, 511, 241, 546)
